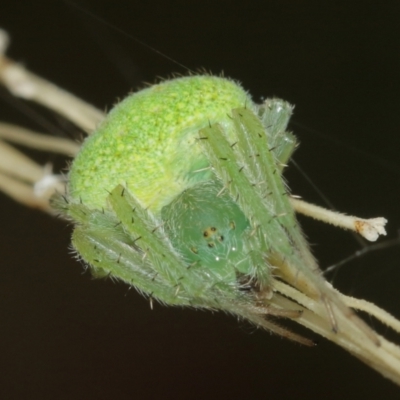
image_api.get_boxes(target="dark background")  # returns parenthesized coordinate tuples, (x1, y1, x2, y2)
(1, 0, 400, 399)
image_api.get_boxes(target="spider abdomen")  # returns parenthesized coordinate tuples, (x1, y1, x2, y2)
(68, 75, 254, 213)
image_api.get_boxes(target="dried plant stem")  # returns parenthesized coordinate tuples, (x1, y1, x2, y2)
(0, 30, 104, 132)
(0, 122, 81, 156)
(273, 279, 400, 384)
(290, 197, 387, 242)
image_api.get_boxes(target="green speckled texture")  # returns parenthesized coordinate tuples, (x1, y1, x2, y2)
(69, 75, 255, 213)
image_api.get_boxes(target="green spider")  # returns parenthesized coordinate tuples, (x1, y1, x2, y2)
(52, 75, 383, 345)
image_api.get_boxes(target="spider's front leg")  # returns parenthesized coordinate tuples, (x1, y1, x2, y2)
(197, 105, 381, 345)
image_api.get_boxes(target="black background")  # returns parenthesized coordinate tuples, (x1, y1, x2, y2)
(1, 1, 400, 399)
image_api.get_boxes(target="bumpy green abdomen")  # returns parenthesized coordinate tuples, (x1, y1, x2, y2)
(68, 76, 254, 213)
